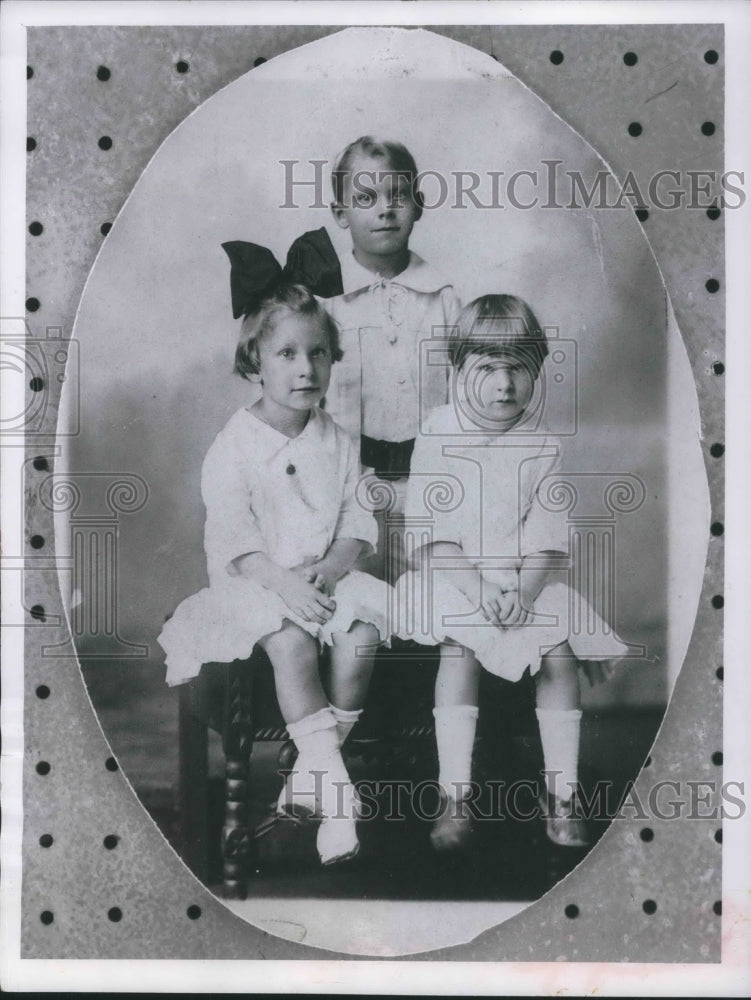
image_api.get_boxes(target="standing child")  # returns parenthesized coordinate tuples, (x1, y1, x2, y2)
(158, 264, 390, 865)
(398, 294, 628, 850)
(323, 136, 462, 580)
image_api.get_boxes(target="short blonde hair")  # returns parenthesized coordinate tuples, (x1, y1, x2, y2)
(449, 294, 549, 378)
(234, 282, 342, 378)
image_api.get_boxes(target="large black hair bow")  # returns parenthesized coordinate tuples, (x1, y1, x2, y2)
(222, 227, 344, 319)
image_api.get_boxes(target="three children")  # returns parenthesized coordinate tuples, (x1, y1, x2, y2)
(160, 136, 626, 865)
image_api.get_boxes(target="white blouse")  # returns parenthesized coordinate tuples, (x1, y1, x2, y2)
(201, 407, 378, 584)
(322, 250, 461, 445)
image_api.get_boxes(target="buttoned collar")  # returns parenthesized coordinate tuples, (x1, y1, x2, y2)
(338, 248, 452, 296)
(237, 405, 327, 456)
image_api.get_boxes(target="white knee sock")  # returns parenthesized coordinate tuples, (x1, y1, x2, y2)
(433, 705, 479, 801)
(536, 707, 582, 801)
(285, 707, 352, 818)
(329, 704, 362, 748)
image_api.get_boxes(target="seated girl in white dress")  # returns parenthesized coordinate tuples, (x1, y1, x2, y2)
(397, 294, 628, 851)
(158, 259, 390, 865)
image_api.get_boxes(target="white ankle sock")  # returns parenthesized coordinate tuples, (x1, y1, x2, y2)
(329, 704, 362, 748)
(536, 707, 582, 801)
(433, 705, 479, 801)
(286, 707, 352, 818)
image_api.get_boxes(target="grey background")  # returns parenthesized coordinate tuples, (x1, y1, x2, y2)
(20, 23, 723, 964)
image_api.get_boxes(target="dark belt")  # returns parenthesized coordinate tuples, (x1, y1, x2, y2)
(361, 435, 415, 481)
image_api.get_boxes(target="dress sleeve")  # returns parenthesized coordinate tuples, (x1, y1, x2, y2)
(332, 432, 378, 554)
(521, 447, 570, 556)
(440, 285, 462, 329)
(201, 430, 268, 581)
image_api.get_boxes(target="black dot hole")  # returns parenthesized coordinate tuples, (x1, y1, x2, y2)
(187, 904, 202, 920)
(635, 208, 649, 222)
(701, 121, 716, 136)
(29, 376, 44, 393)
(35, 684, 50, 699)
(100, 222, 112, 236)
(29, 221, 43, 236)
(40, 910, 54, 925)
(27, 137, 37, 152)
(644, 755, 652, 768)
(628, 122, 643, 137)
(176, 60, 189, 73)
(712, 595, 724, 609)
(103, 834, 119, 850)
(706, 278, 720, 293)
(712, 751, 723, 766)
(36, 761, 50, 776)
(564, 903, 579, 918)
(714, 828, 722, 843)
(98, 136, 113, 151)
(710, 521, 724, 536)
(711, 362, 724, 376)
(26, 297, 40, 312)
(30, 534, 45, 549)
(716, 666, 724, 681)
(39, 834, 53, 848)
(643, 899, 657, 915)
(96, 65, 111, 81)
(253, 56, 267, 67)
(105, 756, 119, 772)
(107, 906, 122, 922)
(707, 205, 721, 220)
(705, 50, 719, 64)
(640, 827, 654, 842)
(27, 66, 34, 79)
(33, 456, 49, 471)
(30, 604, 46, 621)
(623, 51, 638, 66)
(713, 900, 722, 916)
(710, 443, 724, 458)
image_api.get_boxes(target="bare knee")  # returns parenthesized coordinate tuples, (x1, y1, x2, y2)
(333, 621, 380, 649)
(539, 642, 578, 680)
(259, 620, 318, 665)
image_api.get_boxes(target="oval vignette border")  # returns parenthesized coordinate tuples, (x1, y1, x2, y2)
(20, 23, 723, 963)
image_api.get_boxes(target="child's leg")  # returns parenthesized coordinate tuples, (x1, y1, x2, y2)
(535, 641, 588, 847)
(327, 621, 379, 744)
(258, 622, 358, 863)
(259, 620, 328, 723)
(431, 642, 481, 850)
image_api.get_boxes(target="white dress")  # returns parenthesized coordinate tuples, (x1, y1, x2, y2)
(395, 405, 628, 681)
(158, 407, 389, 687)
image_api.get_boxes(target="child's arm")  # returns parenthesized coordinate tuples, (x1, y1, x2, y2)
(304, 537, 369, 596)
(411, 540, 515, 626)
(303, 426, 379, 595)
(232, 551, 336, 624)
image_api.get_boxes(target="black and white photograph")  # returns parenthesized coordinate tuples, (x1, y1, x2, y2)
(1, 1, 749, 993)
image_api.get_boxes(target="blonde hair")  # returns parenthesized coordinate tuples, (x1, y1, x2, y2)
(234, 282, 342, 378)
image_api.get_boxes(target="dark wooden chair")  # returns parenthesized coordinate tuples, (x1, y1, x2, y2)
(177, 642, 439, 898)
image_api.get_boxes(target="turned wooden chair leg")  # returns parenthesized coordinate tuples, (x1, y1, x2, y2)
(178, 680, 210, 882)
(221, 659, 255, 899)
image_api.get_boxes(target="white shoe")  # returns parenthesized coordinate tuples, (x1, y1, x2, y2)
(316, 784, 362, 865)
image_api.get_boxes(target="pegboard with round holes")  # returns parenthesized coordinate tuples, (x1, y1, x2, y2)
(17, 22, 725, 968)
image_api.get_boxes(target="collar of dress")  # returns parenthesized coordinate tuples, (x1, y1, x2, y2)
(338, 248, 451, 296)
(241, 405, 327, 454)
